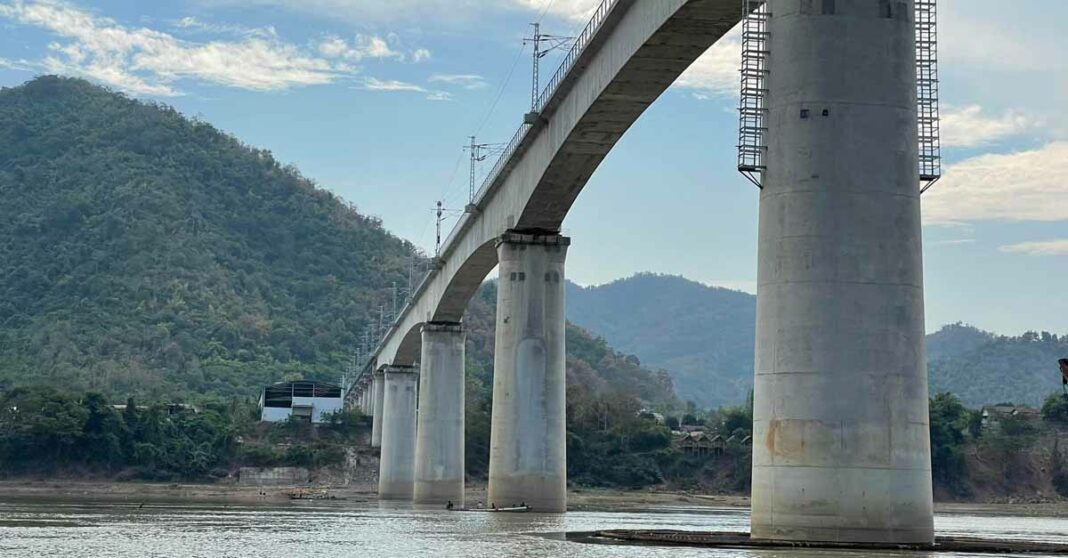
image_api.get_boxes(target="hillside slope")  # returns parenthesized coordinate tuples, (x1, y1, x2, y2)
(928, 329, 1068, 407)
(0, 76, 424, 397)
(566, 273, 755, 408)
(0, 76, 676, 410)
(566, 274, 1067, 408)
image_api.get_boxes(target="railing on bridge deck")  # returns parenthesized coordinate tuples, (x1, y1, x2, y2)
(459, 0, 622, 225)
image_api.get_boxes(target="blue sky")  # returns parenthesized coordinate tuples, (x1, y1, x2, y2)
(1, 0, 1066, 336)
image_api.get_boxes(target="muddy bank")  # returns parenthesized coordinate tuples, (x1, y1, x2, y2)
(2, 480, 1065, 517)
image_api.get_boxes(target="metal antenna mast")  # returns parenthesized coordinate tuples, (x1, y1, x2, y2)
(407, 255, 415, 302)
(436, 201, 444, 256)
(465, 137, 506, 207)
(523, 23, 573, 123)
(432, 201, 465, 256)
(468, 136, 489, 205)
(391, 281, 398, 319)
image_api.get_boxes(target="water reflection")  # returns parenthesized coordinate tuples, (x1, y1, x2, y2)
(0, 499, 1065, 558)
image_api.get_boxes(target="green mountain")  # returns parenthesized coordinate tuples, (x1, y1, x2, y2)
(566, 274, 1068, 408)
(566, 273, 755, 408)
(928, 327, 1068, 407)
(0, 76, 674, 413)
(0, 76, 418, 397)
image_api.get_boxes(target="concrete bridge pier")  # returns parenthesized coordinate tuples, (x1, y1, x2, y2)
(487, 232, 569, 513)
(751, 0, 934, 544)
(370, 368, 385, 448)
(378, 365, 419, 500)
(414, 323, 466, 506)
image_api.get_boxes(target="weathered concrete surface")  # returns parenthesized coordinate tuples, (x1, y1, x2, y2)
(373, 0, 742, 367)
(378, 365, 419, 500)
(488, 233, 569, 513)
(414, 323, 466, 506)
(751, 0, 933, 544)
(370, 369, 385, 448)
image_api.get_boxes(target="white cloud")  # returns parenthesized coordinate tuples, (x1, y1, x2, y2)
(512, 0, 600, 21)
(923, 141, 1068, 224)
(941, 105, 1043, 148)
(999, 239, 1068, 257)
(361, 77, 424, 92)
(193, 0, 601, 24)
(429, 73, 486, 89)
(673, 27, 741, 100)
(173, 16, 276, 38)
(412, 48, 431, 63)
(359, 77, 451, 101)
(0, 0, 366, 95)
(317, 34, 405, 62)
(940, 11, 1066, 73)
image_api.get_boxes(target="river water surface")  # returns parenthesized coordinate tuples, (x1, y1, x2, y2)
(2, 499, 1067, 557)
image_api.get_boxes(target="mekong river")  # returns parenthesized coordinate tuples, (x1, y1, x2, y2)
(2, 499, 1067, 557)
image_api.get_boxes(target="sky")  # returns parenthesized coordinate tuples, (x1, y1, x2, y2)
(1, 0, 1066, 336)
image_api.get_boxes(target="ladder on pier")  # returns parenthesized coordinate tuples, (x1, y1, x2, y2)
(916, 0, 942, 193)
(737, 0, 769, 189)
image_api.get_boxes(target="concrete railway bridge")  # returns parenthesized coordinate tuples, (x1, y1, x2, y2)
(347, 0, 936, 545)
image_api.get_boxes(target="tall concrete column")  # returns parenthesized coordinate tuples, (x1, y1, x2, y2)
(414, 323, 466, 506)
(370, 368, 386, 448)
(488, 232, 568, 513)
(378, 365, 419, 500)
(751, 0, 933, 544)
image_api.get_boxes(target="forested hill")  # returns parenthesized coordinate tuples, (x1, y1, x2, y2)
(566, 274, 756, 408)
(0, 76, 423, 397)
(0, 76, 676, 410)
(927, 324, 1068, 407)
(566, 274, 1068, 408)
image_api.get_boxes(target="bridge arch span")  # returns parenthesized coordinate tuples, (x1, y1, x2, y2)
(376, 0, 742, 368)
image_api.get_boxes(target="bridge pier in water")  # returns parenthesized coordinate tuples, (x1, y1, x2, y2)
(751, 0, 934, 544)
(414, 323, 466, 506)
(370, 368, 385, 448)
(487, 232, 569, 513)
(378, 365, 419, 499)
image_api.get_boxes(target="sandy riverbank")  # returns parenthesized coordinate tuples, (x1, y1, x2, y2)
(1, 480, 1065, 517)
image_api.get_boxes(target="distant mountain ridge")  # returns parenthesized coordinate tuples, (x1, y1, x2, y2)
(565, 274, 1068, 408)
(566, 274, 755, 408)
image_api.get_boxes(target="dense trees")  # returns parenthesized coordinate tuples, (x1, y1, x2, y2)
(0, 76, 421, 398)
(0, 386, 360, 479)
(929, 392, 978, 495)
(928, 327, 1068, 407)
(0, 386, 244, 478)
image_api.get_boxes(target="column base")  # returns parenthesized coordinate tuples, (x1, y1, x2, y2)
(413, 480, 464, 507)
(379, 484, 415, 501)
(488, 474, 566, 513)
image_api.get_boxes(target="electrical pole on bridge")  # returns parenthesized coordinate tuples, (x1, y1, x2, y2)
(523, 23, 573, 124)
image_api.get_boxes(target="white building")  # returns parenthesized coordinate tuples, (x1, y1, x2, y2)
(259, 381, 343, 424)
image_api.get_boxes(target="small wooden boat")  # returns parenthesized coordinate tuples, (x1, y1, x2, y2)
(454, 506, 531, 513)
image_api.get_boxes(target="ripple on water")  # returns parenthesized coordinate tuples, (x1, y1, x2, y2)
(1, 500, 1066, 558)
